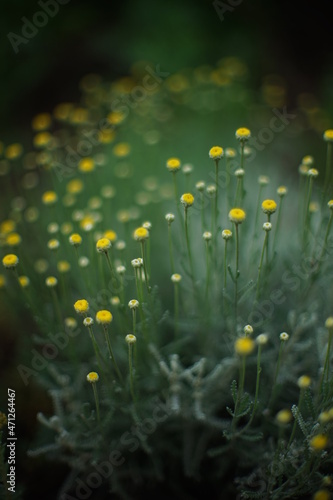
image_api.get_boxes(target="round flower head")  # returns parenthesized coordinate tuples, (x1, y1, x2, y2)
(182, 164, 193, 175)
(209, 146, 223, 160)
(256, 333, 268, 345)
(277, 186, 288, 197)
(87, 372, 99, 383)
(206, 184, 216, 196)
(203, 231, 212, 241)
(96, 310, 113, 325)
(65, 317, 77, 329)
(42, 191, 58, 205)
(103, 230, 117, 243)
(234, 337, 255, 356)
(79, 256, 89, 268)
(125, 334, 137, 344)
(325, 317, 333, 329)
(262, 199, 277, 214)
(318, 412, 331, 424)
(195, 181, 205, 192)
(166, 157, 181, 172)
(74, 299, 89, 314)
(128, 299, 139, 309)
(110, 297, 120, 306)
(78, 157, 95, 173)
(309, 202, 319, 213)
(280, 332, 289, 341)
(258, 175, 269, 186)
(225, 148, 236, 158)
(2, 254, 19, 269)
(1, 220, 16, 234)
(323, 129, 333, 142)
(69, 233, 82, 247)
(83, 317, 94, 327)
(276, 409, 292, 425)
(67, 178, 84, 194)
(313, 490, 330, 500)
(133, 227, 149, 242)
(328, 200, 333, 210)
(57, 261, 70, 273)
(244, 324, 253, 336)
(47, 223, 59, 234)
(171, 273, 182, 283)
(310, 434, 328, 451)
(115, 240, 126, 251)
(116, 265, 126, 275)
(308, 168, 319, 178)
(263, 222, 272, 232)
(19, 276, 30, 288)
(229, 208, 246, 224)
(131, 258, 141, 268)
(165, 213, 175, 223)
(180, 193, 194, 207)
(299, 164, 309, 176)
(297, 375, 311, 389)
(96, 238, 111, 253)
(222, 229, 232, 240)
(45, 276, 57, 287)
(302, 155, 314, 166)
(6, 233, 21, 247)
(235, 127, 251, 141)
(47, 239, 60, 251)
(235, 168, 245, 178)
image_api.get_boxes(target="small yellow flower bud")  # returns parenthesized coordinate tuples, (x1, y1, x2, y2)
(96, 310, 112, 325)
(125, 334, 137, 344)
(87, 372, 99, 383)
(234, 337, 255, 356)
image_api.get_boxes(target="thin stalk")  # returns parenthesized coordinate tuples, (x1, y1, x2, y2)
(214, 159, 219, 235)
(103, 327, 123, 382)
(128, 344, 136, 403)
(273, 197, 284, 252)
(320, 327, 333, 393)
(88, 326, 105, 375)
(200, 192, 205, 234)
(232, 356, 246, 431)
(234, 178, 242, 206)
(224, 240, 228, 289)
(105, 252, 116, 281)
(303, 177, 313, 250)
(256, 231, 268, 300)
(173, 172, 182, 222)
(184, 207, 196, 292)
(234, 223, 240, 324)
(288, 390, 304, 448)
(248, 345, 262, 426)
(51, 288, 62, 327)
(92, 383, 100, 423)
(204, 240, 211, 304)
(140, 241, 151, 293)
(269, 341, 285, 407)
(317, 210, 333, 265)
(168, 223, 175, 274)
(323, 142, 332, 201)
(174, 282, 180, 337)
(132, 309, 136, 334)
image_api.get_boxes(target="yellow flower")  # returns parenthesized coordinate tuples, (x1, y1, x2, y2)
(1, 220, 16, 234)
(34, 132, 52, 148)
(74, 299, 89, 314)
(47, 239, 60, 251)
(96, 310, 113, 324)
(308, 168, 319, 178)
(209, 146, 224, 159)
(67, 178, 84, 194)
(180, 193, 194, 207)
(87, 372, 99, 383)
(42, 191, 58, 205)
(133, 227, 149, 241)
(235, 127, 251, 141)
(53, 102, 73, 121)
(229, 208, 246, 224)
(98, 129, 115, 143)
(5, 143, 23, 160)
(328, 200, 333, 210)
(258, 175, 269, 185)
(65, 317, 77, 329)
(313, 490, 330, 500)
(310, 434, 328, 451)
(276, 409, 292, 425)
(45, 276, 58, 287)
(261, 199, 277, 214)
(80, 216, 95, 232)
(107, 111, 125, 125)
(113, 142, 130, 157)
(2, 254, 19, 269)
(297, 375, 311, 389)
(6, 233, 21, 247)
(104, 230, 117, 242)
(225, 148, 236, 158)
(32, 113, 51, 131)
(78, 158, 95, 173)
(125, 334, 137, 344)
(19, 276, 30, 288)
(96, 238, 111, 253)
(277, 186, 288, 197)
(323, 129, 333, 142)
(302, 155, 314, 166)
(57, 261, 70, 273)
(69, 233, 82, 247)
(171, 273, 182, 283)
(234, 337, 255, 356)
(128, 299, 139, 309)
(325, 317, 333, 329)
(166, 157, 181, 172)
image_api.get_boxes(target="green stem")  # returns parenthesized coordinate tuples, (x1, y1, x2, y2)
(87, 326, 104, 374)
(234, 223, 240, 324)
(273, 197, 284, 252)
(224, 240, 228, 289)
(92, 383, 100, 423)
(320, 328, 333, 394)
(323, 142, 332, 200)
(288, 390, 304, 448)
(51, 288, 62, 327)
(248, 345, 262, 426)
(184, 207, 196, 292)
(104, 327, 123, 382)
(132, 309, 136, 334)
(128, 344, 136, 403)
(168, 223, 175, 274)
(256, 232, 268, 300)
(204, 240, 211, 304)
(318, 210, 333, 265)
(174, 282, 179, 337)
(200, 192, 205, 234)
(140, 241, 151, 293)
(303, 177, 313, 251)
(232, 356, 246, 431)
(269, 341, 285, 407)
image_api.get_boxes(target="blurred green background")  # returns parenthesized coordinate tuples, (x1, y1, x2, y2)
(1, 0, 333, 141)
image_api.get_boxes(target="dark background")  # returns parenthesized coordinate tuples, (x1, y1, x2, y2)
(1, 0, 333, 141)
